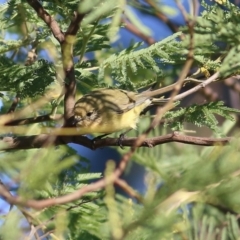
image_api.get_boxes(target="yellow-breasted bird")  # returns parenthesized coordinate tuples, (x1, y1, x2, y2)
(73, 87, 171, 135)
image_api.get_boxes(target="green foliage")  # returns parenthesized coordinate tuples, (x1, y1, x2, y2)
(126, 129, 240, 239)
(0, 145, 106, 239)
(0, 210, 22, 240)
(164, 101, 240, 134)
(191, 0, 240, 76)
(0, 39, 31, 54)
(98, 33, 183, 88)
(0, 57, 55, 98)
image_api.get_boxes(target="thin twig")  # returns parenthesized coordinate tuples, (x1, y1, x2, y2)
(0, 180, 41, 239)
(115, 178, 143, 203)
(145, 0, 179, 33)
(173, 72, 220, 101)
(7, 94, 20, 113)
(5, 114, 63, 126)
(122, 18, 156, 45)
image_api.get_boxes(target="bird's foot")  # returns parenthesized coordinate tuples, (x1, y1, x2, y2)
(91, 134, 109, 149)
(118, 133, 125, 149)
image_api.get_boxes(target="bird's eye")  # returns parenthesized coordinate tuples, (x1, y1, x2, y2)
(86, 111, 93, 117)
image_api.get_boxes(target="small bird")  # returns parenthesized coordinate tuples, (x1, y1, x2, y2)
(74, 88, 169, 135)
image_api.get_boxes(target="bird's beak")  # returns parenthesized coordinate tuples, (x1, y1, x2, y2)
(72, 115, 82, 126)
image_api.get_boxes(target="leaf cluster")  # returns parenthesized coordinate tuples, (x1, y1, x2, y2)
(0, 56, 55, 98)
(0, 145, 107, 239)
(164, 101, 240, 134)
(98, 33, 183, 89)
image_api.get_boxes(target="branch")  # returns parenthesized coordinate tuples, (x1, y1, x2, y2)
(0, 174, 109, 209)
(173, 72, 220, 101)
(0, 95, 55, 126)
(0, 132, 231, 151)
(5, 114, 62, 126)
(145, 0, 179, 33)
(1, 135, 64, 150)
(0, 180, 40, 238)
(26, 0, 64, 43)
(62, 11, 85, 124)
(115, 178, 144, 203)
(26, 2, 85, 124)
(92, 132, 231, 148)
(122, 18, 156, 45)
(7, 94, 20, 113)
(66, 11, 85, 35)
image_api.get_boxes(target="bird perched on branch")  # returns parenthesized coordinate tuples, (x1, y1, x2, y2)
(73, 87, 173, 135)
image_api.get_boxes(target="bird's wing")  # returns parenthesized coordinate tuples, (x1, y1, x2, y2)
(104, 89, 150, 113)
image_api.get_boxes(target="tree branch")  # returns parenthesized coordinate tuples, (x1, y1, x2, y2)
(62, 11, 85, 124)
(122, 18, 156, 45)
(145, 0, 179, 33)
(7, 94, 20, 113)
(0, 132, 231, 151)
(115, 178, 144, 202)
(173, 72, 220, 101)
(26, 0, 64, 43)
(66, 11, 85, 35)
(5, 114, 62, 126)
(26, 2, 86, 125)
